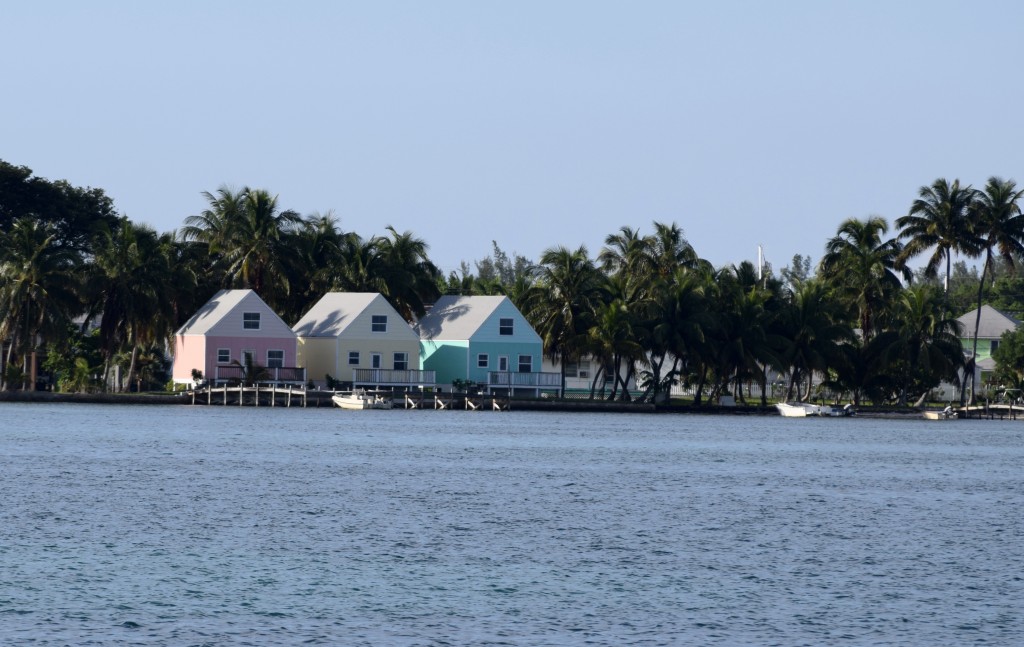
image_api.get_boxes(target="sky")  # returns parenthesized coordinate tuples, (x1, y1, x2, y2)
(4, 1, 1024, 277)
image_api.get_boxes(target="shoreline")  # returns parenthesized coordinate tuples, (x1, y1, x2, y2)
(0, 390, 946, 418)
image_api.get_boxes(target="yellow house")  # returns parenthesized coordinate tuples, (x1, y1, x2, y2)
(293, 292, 430, 390)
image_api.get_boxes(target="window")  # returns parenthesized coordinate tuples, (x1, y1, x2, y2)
(348, 351, 360, 366)
(478, 353, 489, 369)
(991, 340, 1000, 352)
(499, 318, 514, 336)
(217, 348, 230, 364)
(518, 354, 533, 373)
(242, 350, 256, 366)
(498, 356, 509, 372)
(371, 353, 382, 369)
(371, 315, 387, 333)
(394, 352, 408, 371)
(578, 360, 590, 379)
(267, 350, 284, 368)
(564, 361, 578, 377)
(243, 312, 261, 330)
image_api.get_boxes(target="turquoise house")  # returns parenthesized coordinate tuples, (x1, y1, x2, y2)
(416, 295, 559, 395)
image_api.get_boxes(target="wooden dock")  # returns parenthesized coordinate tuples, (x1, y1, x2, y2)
(187, 386, 509, 411)
(189, 384, 324, 407)
(955, 403, 1023, 420)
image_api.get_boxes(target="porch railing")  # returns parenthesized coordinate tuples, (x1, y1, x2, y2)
(353, 368, 436, 387)
(486, 371, 562, 389)
(213, 365, 306, 384)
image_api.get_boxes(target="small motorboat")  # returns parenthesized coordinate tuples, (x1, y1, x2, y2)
(922, 406, 954, 420)
(331, 390, 393, 410)
(776, 402, 854, 417)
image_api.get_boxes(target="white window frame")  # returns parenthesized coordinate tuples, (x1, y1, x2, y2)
(243, 312, 261, 330)
(578, 359, 590, 379)
(499, 317, 514, 336)
(477, 353, 489, 369)
(266, 349, 284, 368)
(393, 352, 408, 371)
(217, 348, 230, 364)
(518, 354, 532, 373)
(371, 315, 388, 333)
(371, 352, 382, 369)
(498, 355, 509, 372)
(348, 351, 360, 366)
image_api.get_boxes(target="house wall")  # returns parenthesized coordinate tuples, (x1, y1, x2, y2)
(297, 337, 339, 387)
(207, 294, 296, 338)
(173, 335, 207, 384)
(420, 340, 469, 388)
(540, 356, 633, 392)
(467, 341, 542, 384)
(337, 338, 422, 382)
(473, 301, 543, 345)
(204, 336, 298, 381)
(964, 338, 997, 362)
(338, 299, 420, 343)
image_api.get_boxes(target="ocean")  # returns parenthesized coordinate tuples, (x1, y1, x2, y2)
(1, 403, 1021, 645)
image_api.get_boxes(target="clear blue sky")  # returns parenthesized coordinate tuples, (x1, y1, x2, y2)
(5, 1, 1023, 276)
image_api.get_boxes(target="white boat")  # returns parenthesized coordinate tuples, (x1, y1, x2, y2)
(776, 402, 854, 417)
(922, 406, 954, 420)
(331, 390, 393, 410)
(777, 402, 820, 417)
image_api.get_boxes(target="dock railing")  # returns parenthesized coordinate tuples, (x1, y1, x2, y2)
(213, 365, 306, 385)
(353, 368, 436, 390)
(486, 371, 562, 396)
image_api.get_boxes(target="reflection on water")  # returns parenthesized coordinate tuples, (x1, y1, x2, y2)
(1, 404, 1021, 645)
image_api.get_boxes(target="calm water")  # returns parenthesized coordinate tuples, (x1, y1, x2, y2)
(0, 404, 1021, 646)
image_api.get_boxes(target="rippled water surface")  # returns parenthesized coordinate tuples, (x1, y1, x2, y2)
(1, 403, 1022, 645)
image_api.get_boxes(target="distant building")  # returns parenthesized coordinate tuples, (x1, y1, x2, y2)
(956, 305, 1021, 386)
(172, 289, 303, 386)
(416, 295, 558, 395)
(293, 292, 432, 390)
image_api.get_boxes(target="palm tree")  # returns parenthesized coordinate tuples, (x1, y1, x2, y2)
(965, 177, 1024, 401)
(222, 188, 302, 303)
(524, 245, 606, 396)
(589, 297, 647, 400)
(0, 217, 82, 389)
(775, 280, 853, 402)
(281, 212, 356, 322)
(896, 178, 979, 295)
(819, 216, 909, 339)
(183, 186, 301, 311)
(85, 220, 176, 391)
(871, 284, 965, 406)
(371, 226, 442, 321)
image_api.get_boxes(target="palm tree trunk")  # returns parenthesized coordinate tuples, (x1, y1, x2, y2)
(589, 366, 604, 400)
(969, 249, 992, 405)
(760, 365, 768, 407)
(126, 344, 140, 393)
(694, 365, 707, 406)
(786, 369, 798, 401)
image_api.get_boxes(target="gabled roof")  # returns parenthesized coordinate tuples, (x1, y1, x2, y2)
(415, 295, 510, 340)
(956, 305, 1021, 340)
(292, 292, 379, 337)
(175, 289, 293, 336)
(292, 292, 418, 340)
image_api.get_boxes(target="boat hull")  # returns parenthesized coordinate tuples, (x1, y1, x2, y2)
(332, 393, 393, 410)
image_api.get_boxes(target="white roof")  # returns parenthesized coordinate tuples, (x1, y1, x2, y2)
(292, 292, 379, 337)
(415, 295, 509, 340)
(956, 305, 1020, 340)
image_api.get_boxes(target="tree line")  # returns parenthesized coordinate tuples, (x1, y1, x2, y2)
(2, 159, 1022, 404)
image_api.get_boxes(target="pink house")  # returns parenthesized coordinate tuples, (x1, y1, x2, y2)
(172, 289, 303, 386)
